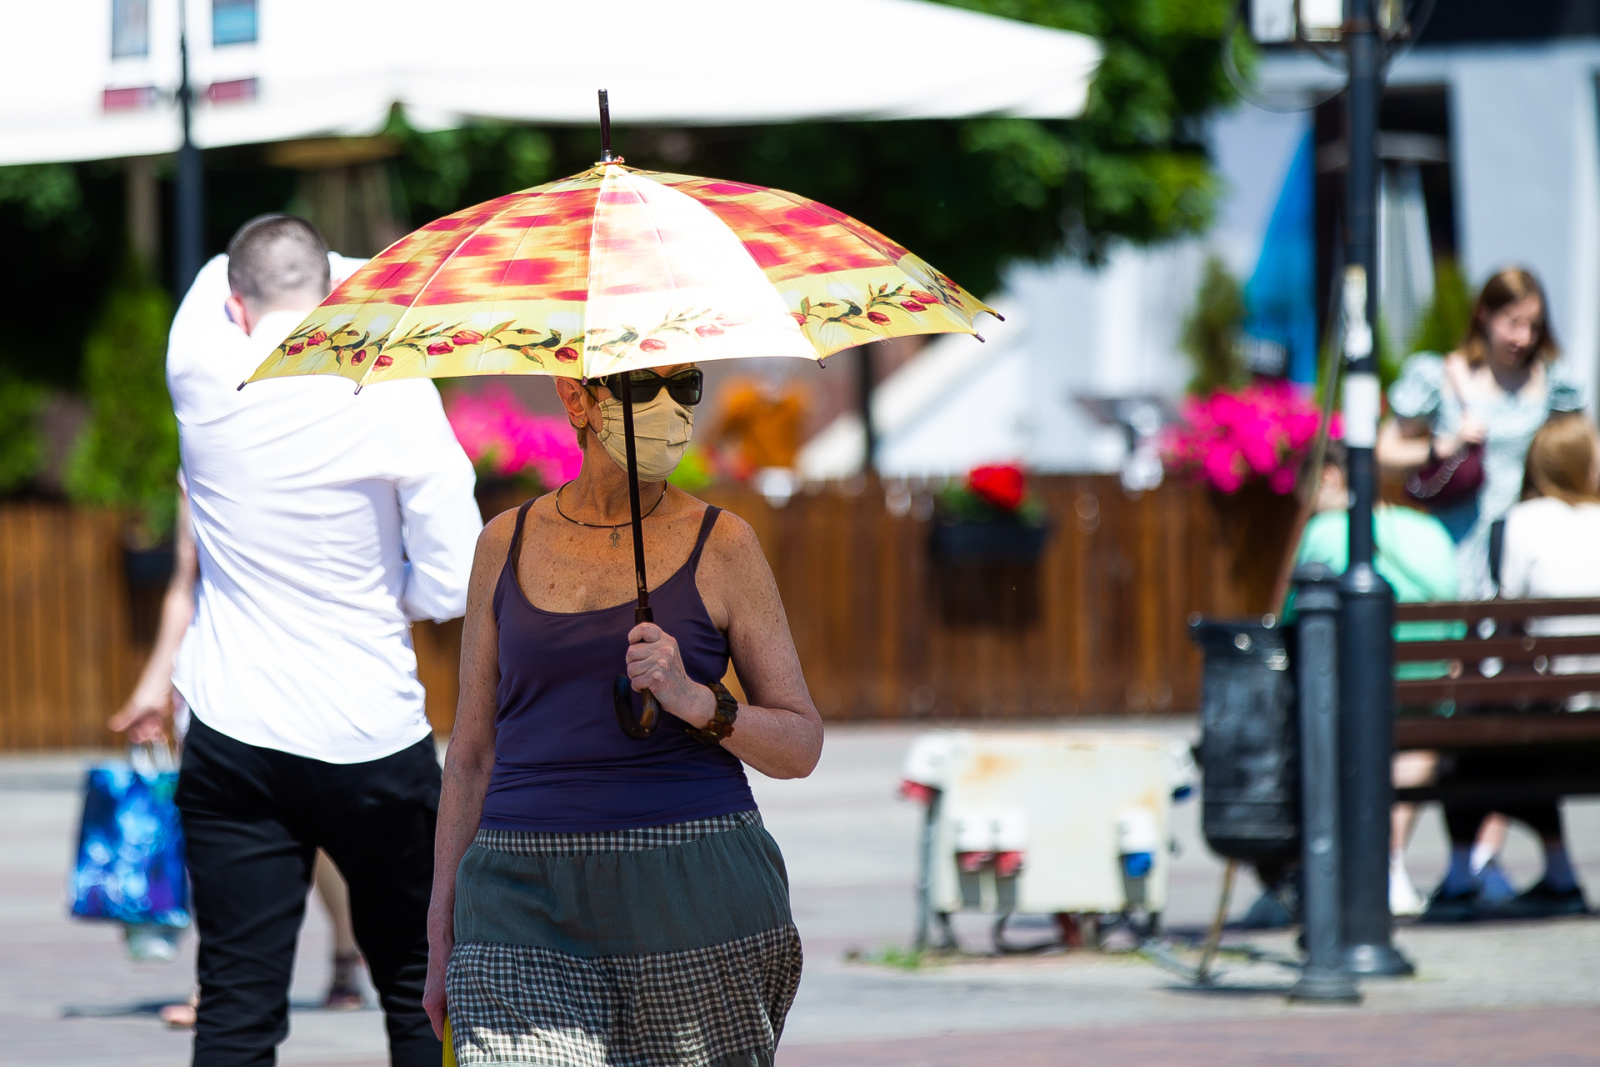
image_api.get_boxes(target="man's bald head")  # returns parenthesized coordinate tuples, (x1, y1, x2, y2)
(226, 214, 331, 319)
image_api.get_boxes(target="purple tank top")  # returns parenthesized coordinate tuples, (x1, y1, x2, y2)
(480, 502, 755, 832)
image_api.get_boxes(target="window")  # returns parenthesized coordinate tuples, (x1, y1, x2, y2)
(111, 0, 149, 58)
(213, 0, 258, 46)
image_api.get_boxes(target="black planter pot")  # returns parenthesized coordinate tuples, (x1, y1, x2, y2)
(123, 545, 175, 589)
(928, 518, 1049, 563)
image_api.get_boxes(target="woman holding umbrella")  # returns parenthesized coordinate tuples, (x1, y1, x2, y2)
(424, 361, 821, 1065)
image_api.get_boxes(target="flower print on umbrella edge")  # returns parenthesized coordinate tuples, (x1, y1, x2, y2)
(901, 301, 926, 313)
(639, 338, 668, 353)
(695, 323, 724, 338)
(867, 311, 891, 326)
(909, 290, 940, 305)
(286, 342, 306, 356)
(307, 330, 328, 345)
(351, 350, 367, 365)
(451, 330, 485, 346)
(427, 341, 454, 356)
(554, 347, 579, 363)
(375, 354, 393, 368)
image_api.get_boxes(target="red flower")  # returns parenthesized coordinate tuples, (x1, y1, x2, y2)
(867, 311, 891, 326)
(427, 341, 453, 355)
(351, 349, 367, 365)
(375, 354, 394, 368)
(639, 338, 667, 352)
(791, 312, 808, 327)
(307, 331, 328, 345)
(695, 323, 724, 338)
(554, 346, 578, 362)
(286, 342, 306, 356)
(901, 301, 925, 313)
(967, 463, 1026, 512)
(451, 330, 484, 346)
(910, 290, 939, 305)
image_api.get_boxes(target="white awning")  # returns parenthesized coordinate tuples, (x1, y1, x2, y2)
(0, 0, 1100, 167)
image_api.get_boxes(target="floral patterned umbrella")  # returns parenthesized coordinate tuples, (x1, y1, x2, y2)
(246, 105, 998, 739)
(246, 164, 995, 389)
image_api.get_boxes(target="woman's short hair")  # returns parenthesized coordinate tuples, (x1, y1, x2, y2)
(1524, 414, 1600, 505)
(1462, 267, 1559, 367)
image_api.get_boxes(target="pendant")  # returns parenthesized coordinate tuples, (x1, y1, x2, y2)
(610, 528, 621, 549)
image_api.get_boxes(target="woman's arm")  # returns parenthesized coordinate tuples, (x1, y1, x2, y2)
(422, 517, 510, 1039)
(626, 513, 823, 780)
(1376, 416, 1433, 473)
(110, 490, 197, 744)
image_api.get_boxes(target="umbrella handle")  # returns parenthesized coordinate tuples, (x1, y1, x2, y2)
(613, 602, 660, 740)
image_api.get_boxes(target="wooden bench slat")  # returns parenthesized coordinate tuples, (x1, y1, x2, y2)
(1395, 634, 1600, 661)
(1397, 673, 1600, 705)
(1395, 714, 1600, 748)
(1394, 597, 1600, 623)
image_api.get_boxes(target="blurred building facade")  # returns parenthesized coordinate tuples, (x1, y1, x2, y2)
(801, 0, 1600, 480)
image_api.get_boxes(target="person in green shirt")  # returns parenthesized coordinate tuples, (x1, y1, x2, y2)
(1291, 442, 1515, 919)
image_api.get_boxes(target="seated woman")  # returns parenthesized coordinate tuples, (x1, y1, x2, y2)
(1456, 412, 1600, 920)
(424, 364, 823, 1066)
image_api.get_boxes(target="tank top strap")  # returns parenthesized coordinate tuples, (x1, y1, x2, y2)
(687, 505, 723, 572)
(504, 499, 535, 579)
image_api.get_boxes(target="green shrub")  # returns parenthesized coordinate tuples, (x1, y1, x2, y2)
(0, 373, 44, 494)
(1410, 258, 1473, 356)
(1182, 255, 1247, 394)
(66, 274, 178, 546)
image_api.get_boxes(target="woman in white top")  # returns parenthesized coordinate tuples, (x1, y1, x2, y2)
(1434, 414, 1598, 920)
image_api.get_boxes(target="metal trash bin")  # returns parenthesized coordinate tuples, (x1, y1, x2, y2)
(1190, 616, 1300, 863)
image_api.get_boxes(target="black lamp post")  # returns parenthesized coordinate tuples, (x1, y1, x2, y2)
(1335, 0, 1412, 978)
(175, 0, 205, 294)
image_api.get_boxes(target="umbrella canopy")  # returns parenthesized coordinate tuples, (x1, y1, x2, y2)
(245, 151, 997, 739)
(245, 162, 996, 388)
(0, 0, 1099, 167)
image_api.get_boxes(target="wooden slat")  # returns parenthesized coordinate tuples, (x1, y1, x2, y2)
(1395, 714, 1600, 748)
(1395, 598, 1600, 623)
(1397, 672, 1600, 705)
(1396, 634, 1600, 661)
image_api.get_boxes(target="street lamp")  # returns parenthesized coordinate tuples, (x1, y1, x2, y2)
(1242, 0, 1419, 979)
(175, 0, 204, 294)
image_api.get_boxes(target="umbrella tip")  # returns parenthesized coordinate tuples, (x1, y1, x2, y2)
(236, 381, 246, 391)
(992, 311, 1007, 322)
(974, 333, 986, 343)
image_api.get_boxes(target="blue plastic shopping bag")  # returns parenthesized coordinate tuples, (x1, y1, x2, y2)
(69, 746, 190, 932)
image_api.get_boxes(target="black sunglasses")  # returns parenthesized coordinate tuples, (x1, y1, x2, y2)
(596, 368, 704, 407)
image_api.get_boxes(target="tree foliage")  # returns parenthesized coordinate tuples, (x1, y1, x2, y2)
(1182, 255, 1247, 394)
(0, 373, 44, 494)
(66, 273, 179, 544)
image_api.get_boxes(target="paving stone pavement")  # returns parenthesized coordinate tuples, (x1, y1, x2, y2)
(2, 721, 1597, 1066)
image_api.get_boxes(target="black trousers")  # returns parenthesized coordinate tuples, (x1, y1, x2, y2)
(176, 716, 443, 1067)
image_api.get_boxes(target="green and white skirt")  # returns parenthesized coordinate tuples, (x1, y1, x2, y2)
(447, 810, 802, 1067)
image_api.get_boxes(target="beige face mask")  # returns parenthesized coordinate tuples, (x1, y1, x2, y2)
(595, 391, 695, 481)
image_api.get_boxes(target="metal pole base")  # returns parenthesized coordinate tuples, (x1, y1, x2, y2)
(1290, 965, 1361, 1003)
(1342, 941, 1414, 977)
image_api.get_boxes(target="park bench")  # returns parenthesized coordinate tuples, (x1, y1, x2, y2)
(1392, 597, 1600, 807)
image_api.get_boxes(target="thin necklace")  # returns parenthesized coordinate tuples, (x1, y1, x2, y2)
(554, 481, 665, 548)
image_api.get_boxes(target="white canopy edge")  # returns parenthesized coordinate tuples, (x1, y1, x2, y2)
(0, 0, 1100, 167)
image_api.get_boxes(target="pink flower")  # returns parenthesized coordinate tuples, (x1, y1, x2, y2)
(375, 354, 394, 368)
(451, 330, 484, 346)
(427, 341, 453, 355)
(695, 323, 725, 338)
(901, 301, 926, 313)
(307, 331, 328, 345)
(1160, 380, 1329, 495)
(554, 346, 578, 363)
(286, 342, 305, 356)
(351, 349, 367, 365)
(867, 311, 891, 325)
(639, 337, 667, 352)
(791, 313, 808, 327)
(443, 383, 584, 487)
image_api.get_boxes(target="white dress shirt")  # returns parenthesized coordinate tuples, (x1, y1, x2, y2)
(170, 254, 482, 763)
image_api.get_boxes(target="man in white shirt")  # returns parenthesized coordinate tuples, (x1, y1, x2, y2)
(113, 215, 481, 1067)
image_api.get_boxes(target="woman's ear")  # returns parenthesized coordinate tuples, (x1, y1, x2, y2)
(554, 379, 591, 429)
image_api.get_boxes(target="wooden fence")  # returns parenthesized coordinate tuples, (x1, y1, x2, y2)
(0, 478, 1295, 748)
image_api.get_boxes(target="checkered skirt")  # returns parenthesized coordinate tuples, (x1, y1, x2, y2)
(448, 812, 802, 1067)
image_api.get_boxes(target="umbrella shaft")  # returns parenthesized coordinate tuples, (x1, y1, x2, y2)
(618, 376, 651, 612)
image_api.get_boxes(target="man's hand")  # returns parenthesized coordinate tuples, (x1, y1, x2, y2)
(109, 685, 172, 746)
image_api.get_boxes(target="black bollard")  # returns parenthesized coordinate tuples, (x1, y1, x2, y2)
(1337, 559, 1413, 976)
(1289, 564, 1360, 1002)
